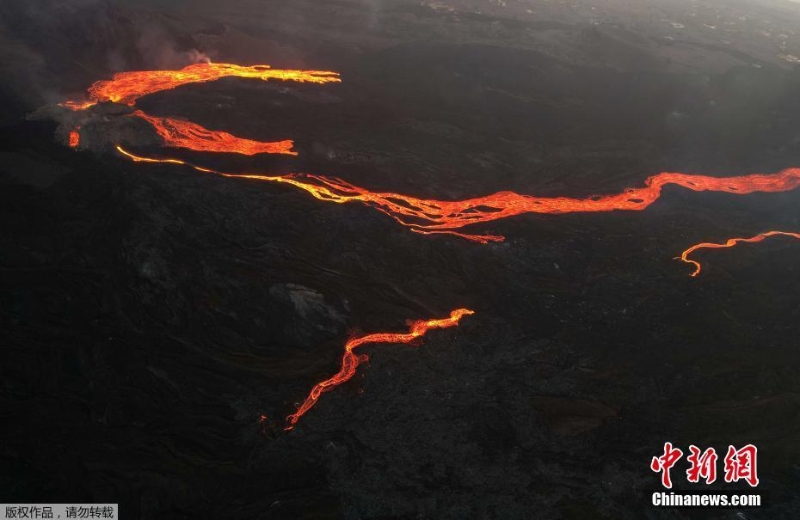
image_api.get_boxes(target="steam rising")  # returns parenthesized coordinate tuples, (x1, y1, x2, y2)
(0, 0, 212, 124)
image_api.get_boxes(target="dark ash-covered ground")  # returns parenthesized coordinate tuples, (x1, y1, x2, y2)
(2, 1, 800, 518)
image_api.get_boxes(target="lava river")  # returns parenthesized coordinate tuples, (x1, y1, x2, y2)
(61, 60, 800, 429)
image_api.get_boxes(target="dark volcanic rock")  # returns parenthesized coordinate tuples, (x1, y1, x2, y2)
(3, 1, 800, 519)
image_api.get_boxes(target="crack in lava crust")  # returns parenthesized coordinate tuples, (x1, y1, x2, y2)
(678, 231, 800, 276)
(285, 308, 474, 430)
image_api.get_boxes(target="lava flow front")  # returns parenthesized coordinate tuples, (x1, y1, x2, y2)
(285, 308, 474, 430)
(131, 110, 297, 156)
(678, 231, 800, 276)
(114, 146, 800, 244)
(66, 62, 340, 108)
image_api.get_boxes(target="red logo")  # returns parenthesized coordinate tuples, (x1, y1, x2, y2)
(650, 442, 683, 489)
(651, 443, 758, 488)
(686, 445, 718, 484)
(723, 444, 759, 487)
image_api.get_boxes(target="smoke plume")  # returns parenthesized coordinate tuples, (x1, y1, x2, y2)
(0, 0, 212, 124)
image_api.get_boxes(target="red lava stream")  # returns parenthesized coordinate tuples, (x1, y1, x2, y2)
(678, 231, 800, 276)
(65, 62, 340, 108)
(130, 110, 297, 156)
(61, 61, 800, 429)
(64, 62, 338, 158)
(115, 146, 800, 245)
(285, 309, 474, 430)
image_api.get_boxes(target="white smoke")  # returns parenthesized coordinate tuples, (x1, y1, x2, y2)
(0, 0, 214, 123)
(135, 25, 212, 70)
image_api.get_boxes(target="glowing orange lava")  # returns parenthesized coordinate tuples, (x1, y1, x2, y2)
(130, 110, 296, 156)
(115, 147, 800, 244)
(285, 308, 474, 430)
(69, 127, 80, 148)
(678, 231, 800, 276)
(61, 100, 97, 111)
(65, 62, 340, 109)
(59, 62, 800, 436)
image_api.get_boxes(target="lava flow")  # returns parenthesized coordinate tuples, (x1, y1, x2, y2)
(678, 231, 800, 276)
(68, 127, 80, 148)
(131, 110, 296, 156)
(114, 146, 800, 244)
(285, 308, 474, 430)
(64, 61, 800, 242)
(66, 62, 340, 109)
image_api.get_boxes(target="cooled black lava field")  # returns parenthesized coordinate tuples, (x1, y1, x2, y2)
(2, 1, 800, 518)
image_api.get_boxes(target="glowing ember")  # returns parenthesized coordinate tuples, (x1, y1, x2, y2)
(66, 62, 340, 108)
(68, 127, 80, 148)
(285, 308, 474, 430)
(678, 231, 800, 276)
(115, 147, 800, 243)
(131, 110, 296, 156)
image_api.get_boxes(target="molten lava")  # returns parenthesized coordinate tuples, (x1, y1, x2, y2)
(65, 62, 800, 243)
(678, 231, 800, 276)
(285, 308, 474, 430)
(114, 147, 800, 244)
(66, 62, 340, 108)
(131, 110, 296, 156)
(58, 61, 800, 436)
(69, 127, 80, 149)
(62, 100, 97, 111)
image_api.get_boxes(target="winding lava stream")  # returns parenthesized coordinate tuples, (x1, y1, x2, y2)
(64, 61, 800, 428)
(678, 231, 800, 277)
(116, 145, 800, 246)
(64, 62, 338, 156)
(286, 309, 474, 430)
(67, 61, 800, 244)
